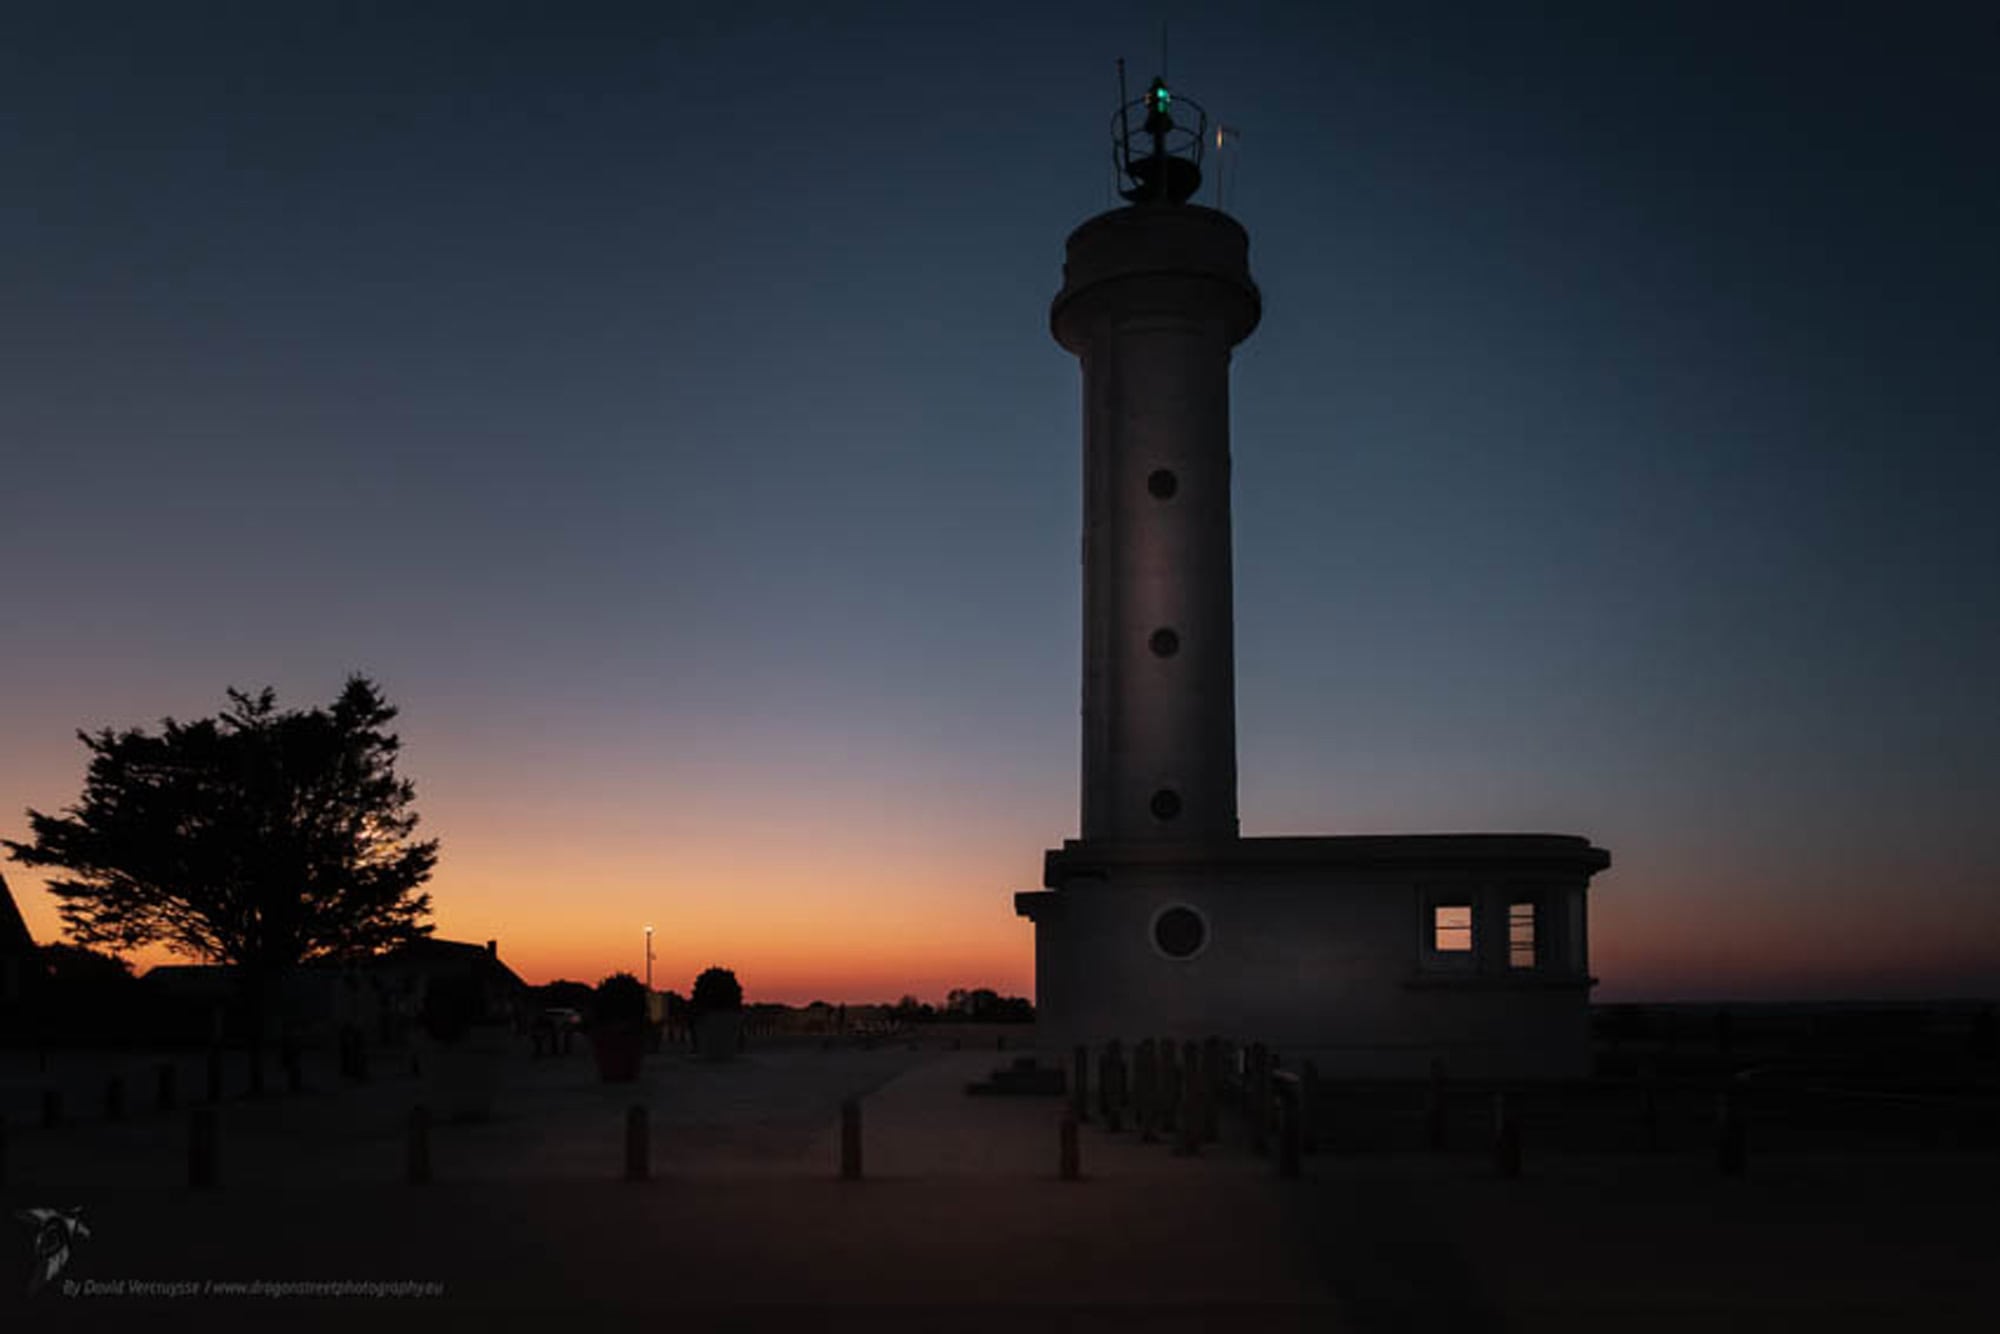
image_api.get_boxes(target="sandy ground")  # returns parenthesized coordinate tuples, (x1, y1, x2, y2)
(2, 1041, 1997, 1331)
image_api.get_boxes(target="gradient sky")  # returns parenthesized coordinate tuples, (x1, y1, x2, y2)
(4, 1, 1996, 1004)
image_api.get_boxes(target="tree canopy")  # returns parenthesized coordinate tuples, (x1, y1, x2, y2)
(3, 676, 437, 982)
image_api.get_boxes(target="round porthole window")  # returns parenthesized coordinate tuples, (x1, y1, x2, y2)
(1149, 627, 1180, 657)
(1149, 788, 1181, 821)
(1151, 904, 1208, 960)
(1147, 468, 1178, 499)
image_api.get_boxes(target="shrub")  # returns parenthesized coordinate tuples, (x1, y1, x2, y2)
(690, 966, 743, 1015)
(594, 972, 648, 1029)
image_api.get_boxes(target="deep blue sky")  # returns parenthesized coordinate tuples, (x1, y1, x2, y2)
(3, 1, 1996, 1000)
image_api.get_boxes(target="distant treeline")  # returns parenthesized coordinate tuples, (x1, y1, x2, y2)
(530, 982, 1033, 1027)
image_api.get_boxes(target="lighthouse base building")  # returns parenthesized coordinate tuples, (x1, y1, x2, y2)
(1016, 78, 1610, 1081)
(1017, 834, 1608, 1080)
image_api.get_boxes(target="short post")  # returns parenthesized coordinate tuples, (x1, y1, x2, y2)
(1174, 1041, 1202, 1156)
(103, 1075, 125, 1122)
(1201, 1038, 1222, 1143)
(1716, 1090, 1747, 1177)
(624, 1104, 650, 1182)
(1060, 1112, 1080, 1180)
(1301, 1061, 1320, 1154)
(1275, 1072, 1303, 1179)
(1425, 1058, 1447, 1151)
(40, 1087, 60, 1130)
(1112, 1040, 1128, 1136)
(840, 1097, 863, 1181)
(1133, 1039, 1159, 1143)
(1071, 1045, 1091, 1124)
(406, 1105, 431, 1185)
(157, 1061, 178, 1113)
(1250, 1044, 1271, 1155)
(205, 1047, 223, 1104)
(1159, 1039, 1181, 1135)
(188, 1105, 218, 1188)
(1492, 1092, 1521, 1179)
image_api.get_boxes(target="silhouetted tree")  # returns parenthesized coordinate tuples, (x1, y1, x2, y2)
(3, 677, 436, 1078)
(691, 966, 743, 1014)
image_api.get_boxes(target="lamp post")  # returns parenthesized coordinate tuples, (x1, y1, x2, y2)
(644, 926, 654, 993)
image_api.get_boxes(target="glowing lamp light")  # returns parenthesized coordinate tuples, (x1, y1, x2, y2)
(1150, 83, 1171, 115)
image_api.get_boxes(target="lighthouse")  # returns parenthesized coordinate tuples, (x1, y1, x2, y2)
(1016, 74, 1612, 1079)
(1054, 77, 1258, 846)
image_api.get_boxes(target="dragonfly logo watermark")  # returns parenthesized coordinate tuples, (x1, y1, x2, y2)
(16, 1207, 90, 1297)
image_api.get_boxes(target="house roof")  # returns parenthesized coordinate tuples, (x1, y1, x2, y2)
(0, 872, 37, 958)
(377, 937, 527, 991)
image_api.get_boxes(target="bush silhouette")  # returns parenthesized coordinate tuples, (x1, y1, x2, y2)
(690, 966, 742, 1014)
(594, 972, 648, 1029)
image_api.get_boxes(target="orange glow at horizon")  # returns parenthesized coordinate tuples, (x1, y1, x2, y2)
(8, 730, 1996, 1007)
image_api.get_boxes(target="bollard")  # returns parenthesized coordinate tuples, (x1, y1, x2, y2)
(206, 1048, 223, 1104)
(625, 1104, 650, 1182)
(1060, 1112, 1081, 1180)
(1276, 1075, 1303, 1179)
(41, 1088, 61, 1130)
(1716, 1090, 1746, 1177)
(1159, 1038, 1181, 1134)
(1301, 1061, 1320, 1154)
(1201, 1039, 1223, 1143)
(1425, 1059, 1447, 1151)
(840, 1098, 863, 1180)
(157, 1061, 178, 1113)
(1250, 1044, 1271, 1155)
(407, 1105, 431, 1185)
(1133, 1039, 1159, 1143)
(1071, 1045, 1091, 1124)
(104, 1075, 125, 1122)
(1174, 1042, 1202, 1157)
(1493, 1093, 1521, 1178)
(1102, 1039, 1128, 1133)
(189, 1105, 219, 1188)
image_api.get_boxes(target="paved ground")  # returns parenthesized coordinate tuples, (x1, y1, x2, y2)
(2, 1041, 1996, 1331)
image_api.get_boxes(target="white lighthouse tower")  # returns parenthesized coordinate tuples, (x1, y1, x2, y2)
(1056, 77, 1258, 848)
(1017, 74, 1612, 1079)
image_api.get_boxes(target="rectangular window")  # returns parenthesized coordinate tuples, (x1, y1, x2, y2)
(1509, 902, 1537, 969)
(1432, 905, 1473, 953)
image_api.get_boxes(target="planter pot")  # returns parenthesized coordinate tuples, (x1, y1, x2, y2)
(593, 1026, 645, 1082)
(423, 1023, 511, 1122)
(693, 1011, 743, 1061)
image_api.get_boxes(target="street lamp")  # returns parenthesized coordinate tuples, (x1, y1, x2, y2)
(644, 925, 654, 993)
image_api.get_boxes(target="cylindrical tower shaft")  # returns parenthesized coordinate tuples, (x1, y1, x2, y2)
(1052, 204, 1260, 843)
